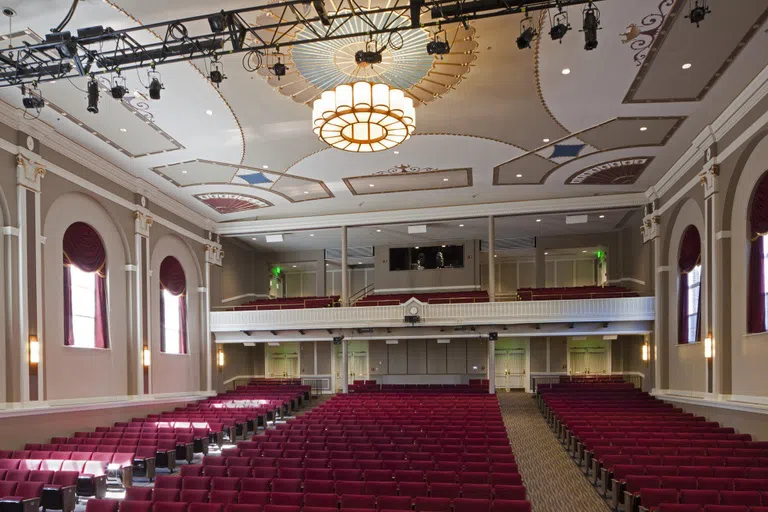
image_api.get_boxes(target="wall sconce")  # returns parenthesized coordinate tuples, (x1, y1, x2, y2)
(641, 342, 650, 362)
(142, 346, 151, 367)
(217, 348, 225, 368)
(704, 334, 713, 359)
(29, 336, 40, 365)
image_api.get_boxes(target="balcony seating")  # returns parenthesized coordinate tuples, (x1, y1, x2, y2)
(516, 285, 639, 301)
(355, 290, 489, 307)
(234, 297, 339, 311)
(538, 382, 768, 512)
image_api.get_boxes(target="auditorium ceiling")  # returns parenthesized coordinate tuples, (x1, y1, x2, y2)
(0, 0, 766, 230)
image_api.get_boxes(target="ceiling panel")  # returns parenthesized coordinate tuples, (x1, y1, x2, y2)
(344, 168, 472, 195)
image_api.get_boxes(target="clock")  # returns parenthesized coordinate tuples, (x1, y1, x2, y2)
(26, 136, 34, 151)
(409, 306, 419, 315)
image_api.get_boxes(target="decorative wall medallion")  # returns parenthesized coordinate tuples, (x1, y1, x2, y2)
(195, 193, 273, 214)
(566, 157, 653, 185)
(26, 135, 34, 151)
(550, 144, 585, 159)
(232, 170, 274, 185)
(374, 164, 437, 175)
(620, 0, 675, 66)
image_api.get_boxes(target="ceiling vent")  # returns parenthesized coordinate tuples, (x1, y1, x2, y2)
(481, 237, 536, 252)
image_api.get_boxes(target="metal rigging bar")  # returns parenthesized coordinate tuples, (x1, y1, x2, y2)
(0, 0, 601, 88)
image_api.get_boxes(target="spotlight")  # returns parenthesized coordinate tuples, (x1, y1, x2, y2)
(312, 0, 331, 26)
(582, 3, 600, 51)
(148, 67, 164, 100)
(426, 28, 450, 57)
(21, 83, 44, 111)
(686, 0, 710, 27)
(87, 78, 100, 114)
(270, 52, 288, 80)
(516, 17, 537, 50)
(110, 75, 128, 100)
(355, 49, 382, 65)
(208, 59, 227, 88)
(549, 10, 570, 42)
(208, 11, 226, 33)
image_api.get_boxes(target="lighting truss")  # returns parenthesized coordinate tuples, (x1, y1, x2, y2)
(0, 0, 602, 88)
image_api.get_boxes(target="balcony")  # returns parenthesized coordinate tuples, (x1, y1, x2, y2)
(210, 296, 655, 333)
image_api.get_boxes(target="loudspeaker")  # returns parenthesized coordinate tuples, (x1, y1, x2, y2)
(488, 332, 498, 341)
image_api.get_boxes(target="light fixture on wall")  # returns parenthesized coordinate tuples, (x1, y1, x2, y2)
(704, 334, 713, 359)
(142, 346, 151, 367)
(29, 336, 40, 365)
(641, 341, 649, 363)
(217, 349, 225, 368)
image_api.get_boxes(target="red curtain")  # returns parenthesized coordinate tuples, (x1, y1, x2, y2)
(678, 226, 701, 344)
(63, 222, 109, 348)
(160, 256, 187, 354)
(748, 172, 768, 333)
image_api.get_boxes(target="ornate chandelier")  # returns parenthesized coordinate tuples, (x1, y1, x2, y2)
(312, 81, 415, 152)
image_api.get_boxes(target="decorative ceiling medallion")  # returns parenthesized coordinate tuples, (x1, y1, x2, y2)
(566, 157, 654, 185)
(250, 2, 477, 106)
(312, 82, 415, 152)
(374, 164, 437, 175)
(195, 193, 273, 214)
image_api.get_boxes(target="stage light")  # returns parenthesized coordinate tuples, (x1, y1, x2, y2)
(208, 11, 226, 33)
(427, 27, 450, 56)
(208, 59, 226, 88)
(582, 3, 600, 51)
(516, 17, 537, 50)
(270, 52, 287, 80)
(148, 74, 163, 100)
(21, 83, 45, 111)
(110, 75, 128, 100)
(87, 78, 100, 114)
(686, 0, 710, 27)
(313, 0, 331, 26)
(549, 10, 570, 42)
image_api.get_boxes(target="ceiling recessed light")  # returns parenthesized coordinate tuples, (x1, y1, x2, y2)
(292, 265, 297, 268)
(494, 254, 497, 258)
(459, 224, 464, 227)
(393, 151, 399, 154)
(599, 215, 605, 219)
(561, 68, 571, 75)
(262, 165, 268, 169)
(376, 229, 382, 232)
(358, 262, 362, 265)
(516, 174, 523, 178)
(119, 128, 127, 132)
(309, 233, 314, 237)
(443, 178, 449, 182)
(582, 250, 588, 253)
(543, 138, 550, 143)
(205, 109, 213, 116)
(369, 184, 375, 187)
(682, 63, 692, 70)
(181, 170, 188, 174)
(442, 245, 446, 248)
(536, 219, 541, 223)
(544, 252, 549, 255)
(50, 81, 57, 84)
(640, 126, 648, 132)
(326, 263, 329, 267)
(415, 246, 420, 249)
(251, 237, 257, 240)
(303, 191, 309, 194)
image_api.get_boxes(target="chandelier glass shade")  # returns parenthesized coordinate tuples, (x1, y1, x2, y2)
(312, 81, 415, 152)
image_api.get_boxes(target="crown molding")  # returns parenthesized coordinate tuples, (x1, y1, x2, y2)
(649, 64, 768, 201)
(0, 99, 216, 233)
(216, 192, 648, 235)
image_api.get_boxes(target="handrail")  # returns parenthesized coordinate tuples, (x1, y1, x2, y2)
(350, 283, 375, 305)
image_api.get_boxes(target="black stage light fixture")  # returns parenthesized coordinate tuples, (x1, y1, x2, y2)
(21, 84, 45, 111)
(77, 25, 106, 39)
(426, 40, 450, 55)
(488, 332, 498, 341)
(272, 61, 286, 78)
(87, 78, 100, 114)
(354, 49, 383, 65)
(549, 10, 570, 42)
(686, 0, 710, 27)
(208, 59, 227, 88)
(313, 0, 332, 26)
(208, 11, 226, 33)
(110, 75, 128, 100)
(332, 336, 344, 345)
(148, 67, 164, 100)
(582, 3, 600, 51)
(516, 17, 537, 50)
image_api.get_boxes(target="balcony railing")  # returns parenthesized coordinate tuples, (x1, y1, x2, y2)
(210, 296, 654, 332)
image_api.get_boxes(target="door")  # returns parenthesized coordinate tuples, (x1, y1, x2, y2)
(494, 349, 526, 391)
(269, 353, 299, 378)
(569, 349, 607, 375)
(334, 346, 369, 391)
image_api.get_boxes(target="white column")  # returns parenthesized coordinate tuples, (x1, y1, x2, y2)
(488, 337, 496, 394)
(134, 233, 144, 395)
(341, 226, 349, 306)
(34, 192, 43, 400)
(341, 338, 349, 393)
(643, 212, 663, 393)
(134, 211, 152, 395)
(700, 164, 720, 395)
(16, 183, 29, 403)
(488, 216, 496, 302)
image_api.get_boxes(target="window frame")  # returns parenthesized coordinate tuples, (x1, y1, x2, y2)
(686, 264, 702, 344)
(161, 288, 185, 355)
(762, 235, 768, 332)
(68, 265, 98, 349)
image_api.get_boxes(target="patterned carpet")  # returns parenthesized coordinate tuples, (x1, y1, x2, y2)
(498, 392, 611, 512)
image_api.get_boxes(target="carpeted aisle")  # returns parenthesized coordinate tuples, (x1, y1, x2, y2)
(498, 392, 611, 512)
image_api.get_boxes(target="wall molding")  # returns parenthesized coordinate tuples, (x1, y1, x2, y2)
(652, 389, 768, 416)
(606, 277, 646, 286)
(0, 391, 215, 419)
(0, 100, 215, 233)
(2, 226, 19, 236)
(657, 266, 671, 273)
(716, 231, 732, 240)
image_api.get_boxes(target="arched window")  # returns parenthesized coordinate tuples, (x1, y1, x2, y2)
(160, 256, 187, 354)
(748, 172, 768, 333)
(678, 225, 702, 344)
(63, 222, 109, 348)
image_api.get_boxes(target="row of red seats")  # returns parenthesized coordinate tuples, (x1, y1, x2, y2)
(234, 297, 339, 311)
(517, 285, 639, 301)
(626, 486, 768, 510)
(355, 291, 489, 307)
